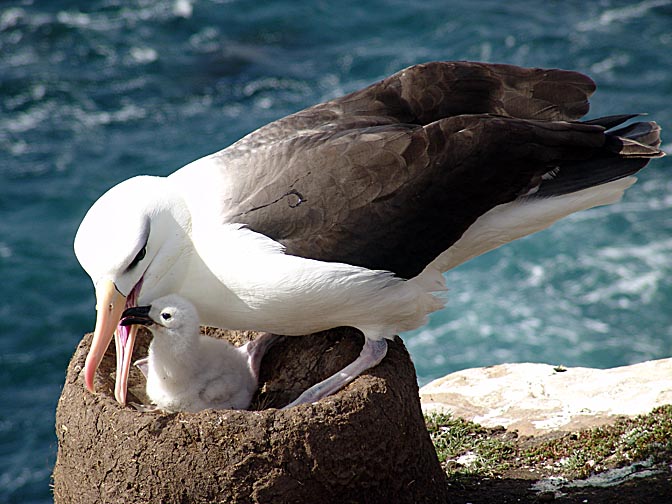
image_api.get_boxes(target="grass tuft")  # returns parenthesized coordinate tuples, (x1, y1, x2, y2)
(424, 411, 515, 477)
(426, 404, 672, 481)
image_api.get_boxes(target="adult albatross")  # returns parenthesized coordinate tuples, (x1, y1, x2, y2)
(74, 61, 664, 408)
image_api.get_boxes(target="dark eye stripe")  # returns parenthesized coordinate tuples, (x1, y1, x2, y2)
(128, 246, 146, 270)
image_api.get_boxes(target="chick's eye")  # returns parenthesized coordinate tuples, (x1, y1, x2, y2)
(128, 246, 146, 270)
(161, 312, 172, 321)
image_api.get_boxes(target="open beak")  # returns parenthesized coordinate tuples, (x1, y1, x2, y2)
(83, 278, 141, 406)
(84, 279, 126, 393)
(120, 305, 153, 327)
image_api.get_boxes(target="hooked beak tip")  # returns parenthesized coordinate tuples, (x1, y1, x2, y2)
(83, 358, 97, 393)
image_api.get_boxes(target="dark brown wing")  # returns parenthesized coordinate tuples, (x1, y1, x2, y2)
(201, 62, 662, 278)
(225, 61, 596, 152)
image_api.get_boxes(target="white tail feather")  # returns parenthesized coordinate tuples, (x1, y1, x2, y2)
(420, 177, 638, 276)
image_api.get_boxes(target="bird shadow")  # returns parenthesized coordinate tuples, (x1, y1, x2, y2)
(123, 326, 366, 411)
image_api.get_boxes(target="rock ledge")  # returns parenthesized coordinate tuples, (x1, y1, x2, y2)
(420, 359, 672, 436)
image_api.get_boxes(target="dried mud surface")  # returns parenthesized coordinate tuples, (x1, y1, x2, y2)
(53, 327, 447, 504)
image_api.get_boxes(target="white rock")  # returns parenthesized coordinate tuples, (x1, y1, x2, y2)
(420, 359, 672, 436)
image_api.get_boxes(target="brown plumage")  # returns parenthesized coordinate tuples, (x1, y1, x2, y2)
(206, 61, 662, 278)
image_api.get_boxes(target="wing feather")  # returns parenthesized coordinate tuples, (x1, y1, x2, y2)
(175, 62, 661, 278)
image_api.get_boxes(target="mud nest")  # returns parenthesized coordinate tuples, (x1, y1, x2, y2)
(53, 327, 447, 503)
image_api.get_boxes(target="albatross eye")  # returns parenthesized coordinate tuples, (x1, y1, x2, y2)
(161, 312, 172, 321)
(128, 246, 146, 270)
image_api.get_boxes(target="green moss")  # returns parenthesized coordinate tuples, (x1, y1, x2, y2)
(426, 405, 672, 481)
(424, 411, 515, 477)
(520, 405, 672, 479)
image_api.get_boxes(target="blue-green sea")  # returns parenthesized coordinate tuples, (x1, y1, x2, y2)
(1, 1, 671, 501)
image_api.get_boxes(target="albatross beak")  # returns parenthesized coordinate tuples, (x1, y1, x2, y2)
(84, 279, 126, 393)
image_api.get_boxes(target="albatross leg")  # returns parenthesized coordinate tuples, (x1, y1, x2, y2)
(283, 338, 388, 409)
(242, 332, 282, 382)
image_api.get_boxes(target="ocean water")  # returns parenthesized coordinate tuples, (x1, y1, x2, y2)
(1, 0, 671, 501)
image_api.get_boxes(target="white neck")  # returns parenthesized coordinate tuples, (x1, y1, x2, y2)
(176, 224, 444, 338)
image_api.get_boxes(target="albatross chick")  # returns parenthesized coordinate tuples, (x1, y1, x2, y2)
(121, 294, 276, 412)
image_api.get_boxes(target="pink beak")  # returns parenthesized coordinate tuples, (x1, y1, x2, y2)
(83, 279, 141, 405)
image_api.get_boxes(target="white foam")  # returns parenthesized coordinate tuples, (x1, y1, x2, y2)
(129, 46, 158, 64)
(577, 0, 672, 31)
(173, 0, 194, 18)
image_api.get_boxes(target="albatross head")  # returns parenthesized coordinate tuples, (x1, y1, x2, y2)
(74, 175, 191, 405)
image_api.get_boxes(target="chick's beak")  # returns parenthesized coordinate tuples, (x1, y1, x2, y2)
(120, 305, 153, 326)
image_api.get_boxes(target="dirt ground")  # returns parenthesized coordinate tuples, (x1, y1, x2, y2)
(53, 328, 447, 503)
(53, 326, 672, 503)
(446, 470, 672, 504)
